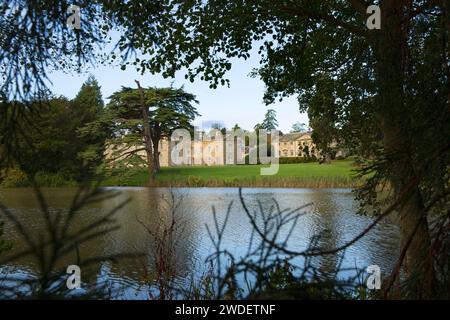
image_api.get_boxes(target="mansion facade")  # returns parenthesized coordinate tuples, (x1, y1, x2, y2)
(106, 131, 346, 168)
(279, 132, 319, 158)
(279, 132, 347, 159)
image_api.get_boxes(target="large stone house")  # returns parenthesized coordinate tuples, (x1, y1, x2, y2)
(106, 131, 346, 167)
(105, 138, 225, 167)
(279, 132, 319, 158)
(279, 131, 347, 159)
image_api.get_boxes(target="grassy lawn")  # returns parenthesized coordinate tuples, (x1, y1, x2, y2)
(102, 160, 362, 188)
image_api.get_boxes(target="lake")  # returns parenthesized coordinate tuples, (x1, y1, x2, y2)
(0, 187, 400, 299)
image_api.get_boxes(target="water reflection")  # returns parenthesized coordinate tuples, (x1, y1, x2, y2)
(0, 187, 400, 299)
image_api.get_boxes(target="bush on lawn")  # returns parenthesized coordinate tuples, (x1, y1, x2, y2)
(278, 157, 317, 164)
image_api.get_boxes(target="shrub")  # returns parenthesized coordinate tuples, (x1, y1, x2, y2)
(0, 168, 30, 187)
(34, 172, 78, 187)
(278, 156, 317, 164)
(244, 154, 261, 165)
(0, 169, 78, 188)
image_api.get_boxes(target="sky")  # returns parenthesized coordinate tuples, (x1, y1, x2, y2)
(46, 44, 309, 133)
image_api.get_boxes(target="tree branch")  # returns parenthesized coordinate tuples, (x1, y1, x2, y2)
(238, 175, 419, 257)
(277, 5, 368, 39)
(349, 0, 369, 14)
(106, 147, 146, 162)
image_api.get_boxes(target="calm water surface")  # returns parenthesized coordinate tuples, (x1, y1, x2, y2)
(0, 187, 400, 299)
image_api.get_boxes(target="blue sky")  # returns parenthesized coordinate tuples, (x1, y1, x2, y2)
(47, 45, 309, 133)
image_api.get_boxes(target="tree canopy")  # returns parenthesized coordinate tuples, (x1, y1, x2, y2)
(104, 85, 199, 172)
(291, 122, 307, 133)
(0, 77, 105, 181)
(261, 109, 279, 131)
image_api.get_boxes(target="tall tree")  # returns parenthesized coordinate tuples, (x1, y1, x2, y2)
(73, 76, 104, 122)
(74, 76, 106, 173)
(105, 86, 199, 177)
(261, 109, 278, 131)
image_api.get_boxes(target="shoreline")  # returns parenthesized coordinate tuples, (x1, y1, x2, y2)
(0, 178, 362, 190)
(1, 161, 362, 189)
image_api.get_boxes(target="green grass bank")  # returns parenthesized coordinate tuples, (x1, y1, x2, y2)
(101, 160, 362, 188)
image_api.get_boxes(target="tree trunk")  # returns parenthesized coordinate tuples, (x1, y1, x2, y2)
(153, 138, 161, 172)
(135, 80, 155, 183)
(381, 114, 432, 297)
(323, 151, 332, 164)
(375, 0, 432, 297)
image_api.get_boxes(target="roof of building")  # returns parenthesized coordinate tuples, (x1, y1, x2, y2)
(279, 132, 311, 142)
